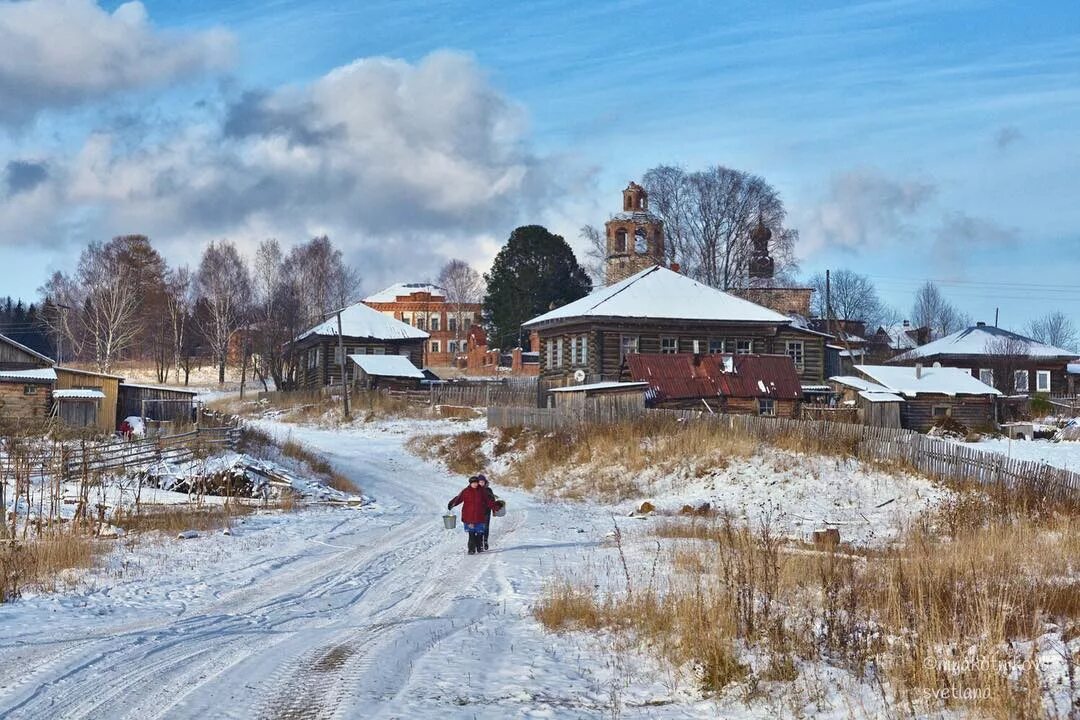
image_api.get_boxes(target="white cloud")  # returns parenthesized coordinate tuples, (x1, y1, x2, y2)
(0, 51, 569, 294)
(0, 0, 234, 124)
(799, 168, 935, 254)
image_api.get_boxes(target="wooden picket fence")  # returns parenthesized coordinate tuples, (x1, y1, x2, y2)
(429, 384, 536, 408)
(61, 425, 241, 480)
(487, 406, 1080, 506)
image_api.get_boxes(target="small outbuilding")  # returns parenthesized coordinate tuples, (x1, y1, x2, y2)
(849, 364, 1000, 432)
(0, 368, 55, 423)
(548, 381, 648, 415)
(117, 383, 200, 429)
(348, 354, 425, 390)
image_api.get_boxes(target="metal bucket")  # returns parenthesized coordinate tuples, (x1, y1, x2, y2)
(442, 514, 456, 529)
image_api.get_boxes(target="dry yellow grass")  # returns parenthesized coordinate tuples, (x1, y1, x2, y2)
(535, 507, 1080, 717)
(0, 533, 103, 600)
(407, 431, 487, 476)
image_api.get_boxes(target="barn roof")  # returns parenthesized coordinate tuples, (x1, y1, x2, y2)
(0, 368, 57, 382)
(296, 301, 428, 342)
(0, 332, 53, 365)
(522, 265, 791, 328)
(891, 324, 1076, 362)
(627, 353, 802, 402)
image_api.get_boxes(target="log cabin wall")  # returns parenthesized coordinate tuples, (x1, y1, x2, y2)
(899, 394, 996, 432)
(295, 337, 425, 390)
(0, 381, 52, 422)
(534, 320, 826, 386)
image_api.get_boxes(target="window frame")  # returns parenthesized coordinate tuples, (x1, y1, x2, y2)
(660, 337, 678, 354)
(1013, 369, 1029, 393)
(978, 368, 994, 387)
(555, 338, 564, 367)
(23, 384, 38, 396)
(619, 335, 639, 361)
(736, 339, 753, 355)
(708, 339, 724, 354)
(1036, 370, 1051, 393)
(932, 405, 952, 418)
(758, 398, 775, 416)
(785, 340, 804, 371)
(430, 340, 440, 354)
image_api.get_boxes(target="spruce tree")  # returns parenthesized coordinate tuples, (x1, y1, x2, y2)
(483, 225, 591, 349)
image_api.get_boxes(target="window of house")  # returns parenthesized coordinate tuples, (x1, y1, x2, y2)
(448, 318, 457, 333)
(785, 341, 804, 371)
(692, 340, 701, 354)
(580, 336, 588, 366)
(334, 346, 343, 364)
(569, 337, 578, 365)
(979, 368, 994, 386)
(461, 341, 468, 352)
(620, 335, 639, 361)
(708, 339, 724, 354)
(933, 406, 951, 418)
(545, 339, 554, 368)
(371, 347, 385, 355)
(24, 384, 37, 395)
(415, 317, 425, 331)
(1014, 370, 1029, 393)
(614, 229, 627, 253)
(464, 318, 472, 330)
(736, 339, 753, 355)
(660, 337, 678, 354)
(448, 341, 457, 353)
(1037, 370, 1051, 393)
(431, 317, 440, 332)
(555, 338, 564, 367)
(758, 398, 775, 416)
(431, 341, 440, 353)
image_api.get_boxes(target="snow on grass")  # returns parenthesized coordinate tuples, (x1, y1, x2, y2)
(971, 436, 1080, 472)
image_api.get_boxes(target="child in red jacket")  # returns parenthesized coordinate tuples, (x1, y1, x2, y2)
(447, 476, 498, 555)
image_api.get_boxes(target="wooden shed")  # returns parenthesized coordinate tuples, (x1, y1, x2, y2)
(0, 333, 52, 371)
(54, 367, 122, 432)
(547, 381, 648, 416)
(0, 368, 55, 425)
(348, 354, 425, 391)
(117, 383, 199, 427)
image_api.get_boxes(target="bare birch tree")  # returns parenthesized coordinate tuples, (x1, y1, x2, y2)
(912, 282, 970, 339)
(984, 333, 1032, 394)
(642, 164, 798, 289)
(164, 267, 193, 381)
(438, 259, 482, 353)
(195, 240, 251, 384)
(1026, 311, 1077, 351)
(578, 224, 607, 285)
(808, 269, 885, 326)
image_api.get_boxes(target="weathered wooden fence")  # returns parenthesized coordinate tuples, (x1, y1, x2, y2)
(487, 406, 1080, 505)
(430, 384, 536, 408)
(61, 425, 241, 479)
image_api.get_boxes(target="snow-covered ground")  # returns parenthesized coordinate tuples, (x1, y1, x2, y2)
(971, 437, 1080, 472)
(0, 418, 997, 718)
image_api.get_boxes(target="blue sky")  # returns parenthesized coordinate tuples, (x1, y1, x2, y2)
(2, 0, 1079, 334)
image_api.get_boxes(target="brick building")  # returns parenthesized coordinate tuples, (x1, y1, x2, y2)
(604, 182, 665, 285)
(363, 282, 484, 367)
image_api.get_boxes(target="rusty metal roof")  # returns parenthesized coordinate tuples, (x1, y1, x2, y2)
(626, 353, 802, 402)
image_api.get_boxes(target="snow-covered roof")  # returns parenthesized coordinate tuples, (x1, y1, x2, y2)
(830, 375, 889, 393)
(1069, 363, 1080, 375)
(296, 301, 428, 342)
(854, 365, 1002, 397)
(363, 282, 445, 303)
(610, 210, 662, 224)
(522, 266, 791, 327)
(875, 322, 921, 350)
(0, 332, 53, 365)
(859, 390, 904, 403)
(0, 368, 57, 382)
(548, 381, 649, 393)
(892, 325, 1076, 362)
(53, 389, 105, 399)
(348, 354, 424, 379)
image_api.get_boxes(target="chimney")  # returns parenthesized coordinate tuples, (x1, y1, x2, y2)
(670, 262, 681, 274)
(976, 321, 986, 327)
(915, 363, 923, 379)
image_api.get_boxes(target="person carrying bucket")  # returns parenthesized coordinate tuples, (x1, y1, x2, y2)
(476, 475, 503, 551)
(447, 476, 498, 555)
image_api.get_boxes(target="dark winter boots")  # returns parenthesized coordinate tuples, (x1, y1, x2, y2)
(467, 531, 483, 554)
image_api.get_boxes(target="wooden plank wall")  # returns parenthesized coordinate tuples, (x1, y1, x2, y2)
(487, 406, 1080, 506)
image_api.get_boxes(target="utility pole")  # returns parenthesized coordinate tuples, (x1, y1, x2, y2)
(336, 309, 351, 419)
(825, 269, 832, 340)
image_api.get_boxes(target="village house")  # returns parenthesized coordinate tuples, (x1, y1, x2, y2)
(888, 323, 1078, 397)
(833, 364, 1001, 432)
(627, 353, 803, 416)
(866, 320, 930, 362)
(292, 302, 427, 390)
(522, 265, 828, 391)
(363, 282, 484, 367)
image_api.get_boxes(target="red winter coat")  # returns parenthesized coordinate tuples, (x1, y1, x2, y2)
(448, 485, 497, 524)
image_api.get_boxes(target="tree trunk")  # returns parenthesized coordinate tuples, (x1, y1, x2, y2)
(218, 356, 226, 384)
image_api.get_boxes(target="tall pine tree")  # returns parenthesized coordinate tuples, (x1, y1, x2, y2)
(483, 225, 591, 349)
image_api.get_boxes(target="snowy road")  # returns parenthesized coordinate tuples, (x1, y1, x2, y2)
(0, 421, 704, 719)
